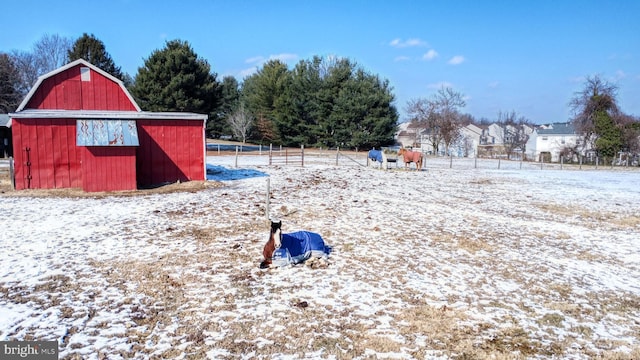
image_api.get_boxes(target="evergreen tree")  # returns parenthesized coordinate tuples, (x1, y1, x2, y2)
(0, 53, 22, 113)
(206, 76, 239, 138)
(131, 39, 221, 116)
(242, 55, 398, 148)
(593, 108, 622, 159)
(242, 59, 290, 144)
(330, 69, 398, 149)
(68, 33, 125, 81)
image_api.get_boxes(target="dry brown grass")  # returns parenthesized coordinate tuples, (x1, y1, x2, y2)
(0, 171, 222, 198)
(0, 168, 11, 193)
(535, 202, 640, 229)
(4, 159, 640, 359)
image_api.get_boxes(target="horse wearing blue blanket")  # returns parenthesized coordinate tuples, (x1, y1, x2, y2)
(260, 220, 329, 269)
(367, 148, 388, 169)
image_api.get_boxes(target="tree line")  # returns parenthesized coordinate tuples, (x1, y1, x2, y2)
(1, 34, 398, 149)
(1, 33, 639, 155)
(404, 75, 639, 162)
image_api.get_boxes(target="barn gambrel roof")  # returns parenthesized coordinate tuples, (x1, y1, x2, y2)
(16, 58, 141, 112)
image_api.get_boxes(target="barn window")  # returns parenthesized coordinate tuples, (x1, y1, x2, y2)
(76, 119, 139, 146)
(80, 67, 91, 81)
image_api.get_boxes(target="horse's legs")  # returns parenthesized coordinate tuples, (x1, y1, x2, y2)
(261, 231, 276, 268)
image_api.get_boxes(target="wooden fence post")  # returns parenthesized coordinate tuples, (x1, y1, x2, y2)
(579, 155, 582, 170)
(9, 157, 15, 189)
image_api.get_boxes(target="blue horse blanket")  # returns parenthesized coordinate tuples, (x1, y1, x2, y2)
(271, 231, 329, 267)
(368, 149, 384, 163)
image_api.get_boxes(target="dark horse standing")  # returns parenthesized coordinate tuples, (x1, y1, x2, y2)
(260, 220, 329, 268)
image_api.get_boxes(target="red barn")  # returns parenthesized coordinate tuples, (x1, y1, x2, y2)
(9, 59, 208, 192)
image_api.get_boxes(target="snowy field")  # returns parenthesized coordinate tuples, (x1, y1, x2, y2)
(1, 154, 639, 359)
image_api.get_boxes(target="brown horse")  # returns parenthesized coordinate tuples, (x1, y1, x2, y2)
(260, 220, 282, 269)
(398, 148, 423, 171)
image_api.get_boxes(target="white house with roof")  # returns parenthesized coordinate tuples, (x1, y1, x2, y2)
(526, 122, 586, 162)
(452, 123, 482, 157)
(416, 123, 482, 157)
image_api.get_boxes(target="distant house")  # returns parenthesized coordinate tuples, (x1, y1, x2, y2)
(456, 123, 482, 157)
(9, 59, 208, 192)
(526, 122, 585, 162)
(0, 114, 11, 158)
(396, 121, 421, 148)
(397, 120, 535, 158)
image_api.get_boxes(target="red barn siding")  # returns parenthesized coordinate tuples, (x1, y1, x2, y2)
(11, 118, 82, 190)
(82, 147, 137, 192)
(23, 65, 137, 111)
(11, 60, 206, 192)
(136, 120, 205, 187)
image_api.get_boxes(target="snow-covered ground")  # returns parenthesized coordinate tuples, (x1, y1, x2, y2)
(1, 154, 639, 359)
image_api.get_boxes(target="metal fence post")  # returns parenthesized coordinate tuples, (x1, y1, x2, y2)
(266, 178, 270, 220)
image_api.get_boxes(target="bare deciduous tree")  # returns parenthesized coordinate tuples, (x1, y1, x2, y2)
(406, 98, 440, 151)
(33, 33, 73, 74)
(496, 110, 531, 159)
(227, 103, 254, 143)
(0, 53, 22, 113)
(405, 87, 466, 155)
(570, 75, 619, 147)
(9, 50, 39, 98)
(432, 87, 466, 155)
(10, 34, 73, 100)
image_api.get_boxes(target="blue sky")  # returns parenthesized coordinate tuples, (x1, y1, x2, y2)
(2, 0, 639, 124)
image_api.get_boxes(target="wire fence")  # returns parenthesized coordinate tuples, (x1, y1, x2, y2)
(206, 144, 640, 172)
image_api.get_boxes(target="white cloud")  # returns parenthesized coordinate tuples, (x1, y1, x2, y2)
(394, 56, 411, 62)
(422, 49, 438, 61)
(389, 38, 427, 48)
(239, 53, 299, 79)
(568, 76, 584, 84)
(427, 81, 454, 89)
(488, 81, 499, 89)
(268, 53, 298, 62)
(245, 56, 265, 64)
(239, 66, 259, 78)
(246, 53, 298, 62)
(613, 70, 626, 80)
(246, 53, 298, 65)
(448, 55, 465, 65)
